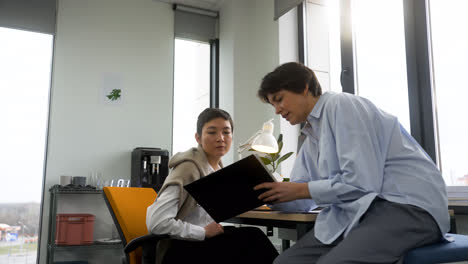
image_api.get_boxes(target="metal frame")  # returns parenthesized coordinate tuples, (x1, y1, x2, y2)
(210, 38, 219, 108)
(300, 0, 437, 160)
(46, 185, 110, 264)
(339, 0, 355, 94)
(297, 2, 306, 64)
(403, 0, 438, 162)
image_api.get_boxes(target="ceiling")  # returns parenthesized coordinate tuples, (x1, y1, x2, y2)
(154, 0, 225, 11)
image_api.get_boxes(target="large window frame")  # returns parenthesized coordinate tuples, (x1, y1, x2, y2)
(301, 0, 465, 196)
(171, 4, 219, 155)
(0, 27, 54, 263)
(338, 0, 437, 162)
(0, 1, 57, 262)
(210, 38, 220, 108)
(171, 38, 219, 155)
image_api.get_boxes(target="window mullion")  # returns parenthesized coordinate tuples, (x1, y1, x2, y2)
(339, 0, 355, 94)
(210, 38, 219, 108)
(403, 0, 438, 163)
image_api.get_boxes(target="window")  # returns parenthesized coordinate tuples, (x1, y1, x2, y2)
(171, 5, 218, 155)
(352, 0, 411, 131)
(0, 26, 53, 263)
(304, 0, 342, 93)
(304, 0, 410, 133)
(172, 39, 211, 154)
(303, 0, 468, 193)
(429, 0, 468, 187)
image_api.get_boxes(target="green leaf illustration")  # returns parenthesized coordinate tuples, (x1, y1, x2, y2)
(106, 89, 121, 101)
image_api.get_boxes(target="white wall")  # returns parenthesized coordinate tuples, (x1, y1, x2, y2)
(219, 0, 280, 164)
(278, 7, 301, 178)
(218, 0, 235, 164)
(39, 0, 174, 262)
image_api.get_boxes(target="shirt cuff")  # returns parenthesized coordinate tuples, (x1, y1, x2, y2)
(308, 180, 341, 205)
(190, 225, 206, 241)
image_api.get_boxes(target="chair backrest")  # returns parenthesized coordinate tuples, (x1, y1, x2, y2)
(103, 187, 157, 264)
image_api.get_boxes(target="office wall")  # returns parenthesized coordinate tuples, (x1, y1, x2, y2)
(218, 0, 235, 164)
(39, 0, 174, 262)
(219, 0, 280, 164)
(278, 7, 301, 178)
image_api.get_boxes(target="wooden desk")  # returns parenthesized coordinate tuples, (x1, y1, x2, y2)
(226, 209, 457, 250)
(225, 210, 318, 250)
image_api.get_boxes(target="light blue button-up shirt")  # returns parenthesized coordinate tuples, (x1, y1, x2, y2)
(272, 92, 449, 244)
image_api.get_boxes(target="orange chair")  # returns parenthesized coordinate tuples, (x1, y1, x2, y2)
(103, 187, 169, 264)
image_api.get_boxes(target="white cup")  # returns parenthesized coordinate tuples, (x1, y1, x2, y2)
(117, 179, 125, 187)
(60, 175, 72, 186)
(116, 179, 130, 187)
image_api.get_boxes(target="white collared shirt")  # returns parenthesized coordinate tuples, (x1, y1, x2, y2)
(146, 166, 215, 241)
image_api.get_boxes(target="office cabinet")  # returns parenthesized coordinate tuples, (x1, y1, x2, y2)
(46, 185, 123, 264)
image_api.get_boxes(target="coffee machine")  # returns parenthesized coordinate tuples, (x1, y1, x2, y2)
(131, 147, 169, 191)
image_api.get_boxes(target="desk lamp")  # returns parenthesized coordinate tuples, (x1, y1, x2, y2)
(238, 119, 279, 158)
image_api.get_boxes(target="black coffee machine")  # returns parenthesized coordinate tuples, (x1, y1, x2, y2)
(131, 147, 169, 191)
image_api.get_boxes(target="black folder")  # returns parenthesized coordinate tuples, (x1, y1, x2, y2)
(184, 154, 277, 223)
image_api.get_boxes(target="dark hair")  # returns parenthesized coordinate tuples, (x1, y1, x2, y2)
(258, 62, 322, 102)
(196, 108, 234, 135)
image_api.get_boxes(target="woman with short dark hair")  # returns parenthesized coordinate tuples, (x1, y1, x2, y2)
(147, 108, 278, 264)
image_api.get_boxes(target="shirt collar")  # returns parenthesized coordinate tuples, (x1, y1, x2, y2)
(307, 92, 332, 123)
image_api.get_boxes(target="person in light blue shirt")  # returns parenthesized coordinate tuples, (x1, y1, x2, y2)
(254, 62, 449, 264)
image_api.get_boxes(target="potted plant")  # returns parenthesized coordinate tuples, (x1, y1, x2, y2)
(252, 134, 293, 181)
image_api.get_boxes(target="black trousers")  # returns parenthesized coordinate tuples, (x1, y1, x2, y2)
(163, 226, 279, 264)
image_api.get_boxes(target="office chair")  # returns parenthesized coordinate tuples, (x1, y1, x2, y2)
(103, 187, 169, 264)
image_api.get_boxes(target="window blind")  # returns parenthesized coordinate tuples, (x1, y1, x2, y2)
(0, 0, 56, 34)
(275, 0, 303, 20)
(174, 4, 218, 43)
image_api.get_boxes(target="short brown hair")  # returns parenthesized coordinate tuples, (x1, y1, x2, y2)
(196, 108, 234, 135)
(258, 62, 322, 102)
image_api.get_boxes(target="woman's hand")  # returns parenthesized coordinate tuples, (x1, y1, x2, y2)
(204, 222, 224, 238)
(254, 182, 310, 203)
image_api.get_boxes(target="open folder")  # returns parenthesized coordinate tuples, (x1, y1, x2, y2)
(184, 154, 277, 223)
